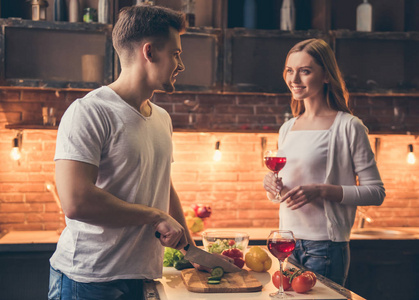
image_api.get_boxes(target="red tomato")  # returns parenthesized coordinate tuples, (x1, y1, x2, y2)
(304, 271, 317, 288)
(233, 257, 245, 268)
(222, 248, 243, 258)
(272, 271, 292, 291)
(228, 239, 236, 246)
(222, 249, 245, 268)
(291, 272, 314, 293)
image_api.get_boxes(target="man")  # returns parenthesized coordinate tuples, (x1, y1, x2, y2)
(48, 5, 194, 299)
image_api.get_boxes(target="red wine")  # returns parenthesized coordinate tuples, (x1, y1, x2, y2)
(264, 157, 286, 173)
(267, 239, 296, 260)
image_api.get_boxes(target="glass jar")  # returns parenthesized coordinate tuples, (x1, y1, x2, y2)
(83, 8, 97, 23)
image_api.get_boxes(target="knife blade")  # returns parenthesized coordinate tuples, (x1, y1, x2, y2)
(155, 231, 241, 273)
(183, 244, 242, 273)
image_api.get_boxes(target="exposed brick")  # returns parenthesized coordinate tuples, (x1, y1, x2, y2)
(237, 94, 276, 105)
(0, 213, 26, 223)
(0, 194, 24, 203)
(197, 94, 237, 105)
(1, 90, 419, 232)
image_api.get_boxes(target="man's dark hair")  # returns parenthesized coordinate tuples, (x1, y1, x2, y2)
(113, 5, 186, 60)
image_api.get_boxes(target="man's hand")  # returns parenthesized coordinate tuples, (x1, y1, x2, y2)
(155, 216, 187, 250)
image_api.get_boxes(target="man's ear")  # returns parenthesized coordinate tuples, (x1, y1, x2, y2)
(143, 42, 154, 62)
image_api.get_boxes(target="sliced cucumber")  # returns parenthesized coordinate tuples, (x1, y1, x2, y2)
(207, 279, 221, 284)
(208, 276, 222, 281)
(210, 266, 224, 278)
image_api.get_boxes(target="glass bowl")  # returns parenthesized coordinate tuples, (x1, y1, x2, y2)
(201, 231, 249, 254)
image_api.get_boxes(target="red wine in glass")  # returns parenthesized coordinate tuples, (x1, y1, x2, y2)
(265, 157, 287, 173)
(267, 239, 296, 261)
(267, 230, 296, 299)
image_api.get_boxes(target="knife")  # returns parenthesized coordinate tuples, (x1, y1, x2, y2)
(155, 232, 241, 273)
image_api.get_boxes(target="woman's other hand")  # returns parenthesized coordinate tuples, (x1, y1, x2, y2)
(280, 184, 321, 209)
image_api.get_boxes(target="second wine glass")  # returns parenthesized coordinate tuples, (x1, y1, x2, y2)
(267, 230, 296, 299)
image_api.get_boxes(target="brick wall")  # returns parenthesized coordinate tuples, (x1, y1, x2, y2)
(1, 88, 419, 232)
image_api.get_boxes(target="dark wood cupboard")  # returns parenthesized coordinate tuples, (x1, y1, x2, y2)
(1, 0, 419, 130)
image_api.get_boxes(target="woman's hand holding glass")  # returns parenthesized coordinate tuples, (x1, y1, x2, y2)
(263, 172, 284, 203)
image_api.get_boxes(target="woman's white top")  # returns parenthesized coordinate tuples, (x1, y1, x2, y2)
(276, 111, 385, 242)
(280, 129, 331, 240)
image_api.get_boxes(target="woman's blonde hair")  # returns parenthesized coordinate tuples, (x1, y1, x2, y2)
(283, 39, 351, 117)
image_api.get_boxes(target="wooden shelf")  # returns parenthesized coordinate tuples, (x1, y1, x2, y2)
(5, 124, 58, 130)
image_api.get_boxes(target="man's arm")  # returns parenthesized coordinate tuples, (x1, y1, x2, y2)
(55, 159, 186, 249)
(168, 180, 195, 248)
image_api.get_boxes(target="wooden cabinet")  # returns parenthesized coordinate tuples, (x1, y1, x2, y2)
(0, 245, 55, 300)
(0, 19, 113, 89)
(223, 29, 328, 93)
(1, 0, 419, 130)
(347, 239, 419, 300)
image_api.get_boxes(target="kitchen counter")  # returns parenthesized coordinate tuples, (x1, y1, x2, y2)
(193, 227, 419, 244)
(2, 228, 418, 300)
(146, 254, 365, 300)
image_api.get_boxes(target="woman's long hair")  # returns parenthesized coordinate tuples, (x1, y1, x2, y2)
(283, 39, 351, 117)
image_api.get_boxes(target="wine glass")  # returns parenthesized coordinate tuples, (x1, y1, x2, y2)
(267, 230, 296, 299)
(264, 150, 287, 202)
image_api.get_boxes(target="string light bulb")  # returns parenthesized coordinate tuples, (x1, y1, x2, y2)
(407, 144, 416, 165)
(10, 132, 22, 162)
(213, 141, 222, 162)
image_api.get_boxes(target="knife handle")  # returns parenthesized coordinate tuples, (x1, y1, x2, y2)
(155, 231, 189, 251)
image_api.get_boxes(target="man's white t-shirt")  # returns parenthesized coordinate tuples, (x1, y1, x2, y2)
(50, 86, 173, 283)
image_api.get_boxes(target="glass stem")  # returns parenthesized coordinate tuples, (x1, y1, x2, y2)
(278, 259, 284, 294)
(274, 172, 281, 200)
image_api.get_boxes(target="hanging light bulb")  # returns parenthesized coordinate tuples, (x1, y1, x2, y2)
(10, 132, 22, 162)
(213, 141, 222, 162)
(407, 144, 416, 165)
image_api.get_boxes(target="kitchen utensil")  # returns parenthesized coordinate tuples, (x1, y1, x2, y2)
(155, 232, 241, 273)
(181, 268, 262, 293)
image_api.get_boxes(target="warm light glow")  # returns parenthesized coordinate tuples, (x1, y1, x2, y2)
(213, 141, 222, 161)
(407, 152, 416, 164)
(45, 181, 54, 192)
(213, 149, 222, 162)
(10, 147, 21, 161)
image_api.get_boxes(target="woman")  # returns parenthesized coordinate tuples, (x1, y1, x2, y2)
(263, 39, 385, 285)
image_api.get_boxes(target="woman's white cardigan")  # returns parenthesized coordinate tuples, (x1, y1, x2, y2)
(278, 111, 385, 242)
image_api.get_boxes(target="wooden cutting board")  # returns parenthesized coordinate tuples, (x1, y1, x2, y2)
(181, 268, 262, 293)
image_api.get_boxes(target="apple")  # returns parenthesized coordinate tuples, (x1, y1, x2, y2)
(191, 204, 200, 215)
(190, 217, 204, 233)
(196, 205, 212, 218)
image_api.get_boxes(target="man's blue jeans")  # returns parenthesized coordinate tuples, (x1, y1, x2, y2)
(48, 266, 144, 300)
(289, 240, 350, 286)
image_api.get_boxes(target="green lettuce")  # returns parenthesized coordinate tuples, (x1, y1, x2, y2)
(163, 247, 185, 267)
